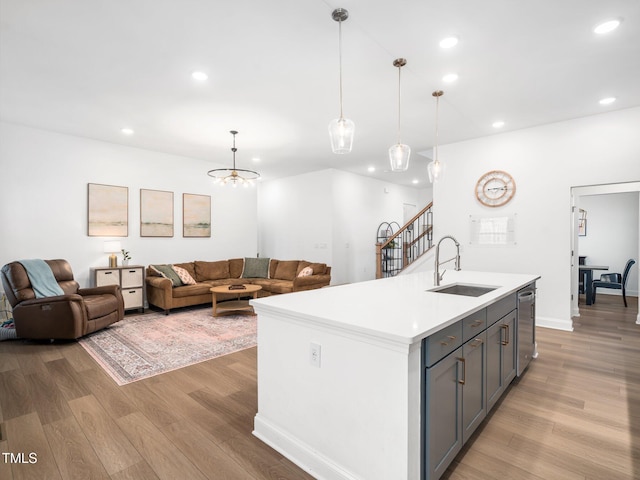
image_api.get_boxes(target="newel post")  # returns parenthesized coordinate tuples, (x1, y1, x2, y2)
(375, 243, 383, 279)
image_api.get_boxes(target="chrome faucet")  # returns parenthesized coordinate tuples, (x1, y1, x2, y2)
(434, 235, 461, 286)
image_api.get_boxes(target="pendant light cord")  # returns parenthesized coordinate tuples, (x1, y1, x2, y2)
(231, 132, 237, 170)
(338, 18, 344, 119)
(397, 65, 402, 144)
(434, 93, 440, 162)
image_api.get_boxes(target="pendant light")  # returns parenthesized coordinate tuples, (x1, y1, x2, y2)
(389, 58, 410, 171)
(328, 8, 354, 154)
(428, 90, 445, 182)
(207, 131, 260, 188)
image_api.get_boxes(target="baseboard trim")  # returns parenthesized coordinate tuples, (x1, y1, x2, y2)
(253, 414, 356, 480)
(537, 316, 573, 331)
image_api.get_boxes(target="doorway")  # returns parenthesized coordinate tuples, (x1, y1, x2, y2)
(570, 182, 640, 325)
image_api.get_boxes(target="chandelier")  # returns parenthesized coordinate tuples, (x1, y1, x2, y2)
(328, 8, 354, 154)
(207, 130, 260, 187)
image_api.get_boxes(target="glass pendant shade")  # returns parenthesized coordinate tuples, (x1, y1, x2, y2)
(329, 116, 355, 154)
(428, 90, 445, 183)
(389, 58, 410, 172)
(389, 143, 411, 171)
(427, 159, 445, 182)
(329, 8, 354, 154)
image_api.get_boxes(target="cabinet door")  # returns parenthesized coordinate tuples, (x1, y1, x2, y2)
(502, 311, 517, 385)
(462, 333, 487, 443)
(424, 348, 462, 480)
(486, 321, 504, 412)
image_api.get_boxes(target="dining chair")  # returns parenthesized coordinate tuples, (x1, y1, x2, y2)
(592, 259, 636, 307)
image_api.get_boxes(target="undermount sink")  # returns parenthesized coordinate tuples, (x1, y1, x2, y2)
(428, 283, 499, 297)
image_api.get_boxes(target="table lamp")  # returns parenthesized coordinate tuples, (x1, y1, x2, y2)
(103, 241, 121, 267)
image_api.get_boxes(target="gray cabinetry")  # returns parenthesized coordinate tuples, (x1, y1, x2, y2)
(423, 314, 488, 479)
(461, 331, 487, 443)
(423, 290, 527, 480)
(424, 348, 462, 480)
(486, 310, 517, 412)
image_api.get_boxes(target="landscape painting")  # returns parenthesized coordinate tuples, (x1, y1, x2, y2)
(183, 193, 211, 237)
(88, 183, 128, 236)
(140, 189, 174, 237)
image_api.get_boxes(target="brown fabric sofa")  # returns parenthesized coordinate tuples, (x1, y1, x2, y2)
(1, 259, 124, 339)
(146, 258, 331, 314)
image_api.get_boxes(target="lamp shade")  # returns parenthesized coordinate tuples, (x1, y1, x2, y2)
(428, 159, 445, 182)
(328, 117, 355, 154)
(103, 241, 122, 253)
(389, 143, 411, 171)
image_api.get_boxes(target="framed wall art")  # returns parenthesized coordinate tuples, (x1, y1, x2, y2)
(578, 209, 587, 237)
(87, 183, 128, 237)
(183, 193, 211, 237)
(140, 189, 174, 237)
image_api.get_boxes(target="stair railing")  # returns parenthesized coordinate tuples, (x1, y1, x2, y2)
(376, 202, 434, 279)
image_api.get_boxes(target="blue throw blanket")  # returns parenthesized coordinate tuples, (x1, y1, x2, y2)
(19, 259, 65, 298)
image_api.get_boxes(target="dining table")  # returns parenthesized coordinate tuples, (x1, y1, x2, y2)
(579, 265, 609, 305)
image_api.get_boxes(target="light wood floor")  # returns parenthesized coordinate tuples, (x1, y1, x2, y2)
(0, 294, 638, 480)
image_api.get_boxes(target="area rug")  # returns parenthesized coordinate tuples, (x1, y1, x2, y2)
(79, 307, 256, 385)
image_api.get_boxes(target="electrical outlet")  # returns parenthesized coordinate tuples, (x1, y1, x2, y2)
(310, 342, 321, 368)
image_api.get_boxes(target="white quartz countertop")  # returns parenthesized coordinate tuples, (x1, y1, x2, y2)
(251, 270, 540, 346)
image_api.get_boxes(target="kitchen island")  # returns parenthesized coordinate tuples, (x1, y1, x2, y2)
(251, 270, 540, 480)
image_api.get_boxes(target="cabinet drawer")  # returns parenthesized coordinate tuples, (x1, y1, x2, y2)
(487, 293, 516, 326)
(122, 288, 143, 309)
(121, 267, 143, 288)
(96, 269, 120, 287)
(423, 321, 462, 367)
(462, 310, 486, 343)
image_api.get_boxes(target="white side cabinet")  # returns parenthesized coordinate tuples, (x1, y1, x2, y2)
(90, 265, 145, 312)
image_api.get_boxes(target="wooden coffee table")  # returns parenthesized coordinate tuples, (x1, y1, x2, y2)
(210, 284, 262, 317)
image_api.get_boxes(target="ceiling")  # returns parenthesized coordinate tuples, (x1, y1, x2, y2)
(1, 0, 639, 187)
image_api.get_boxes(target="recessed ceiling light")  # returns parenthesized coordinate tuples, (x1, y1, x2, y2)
(439, 36, 459, 49)
(121, 128, 134, 135)
(252, 157, 261, 163)
(191, 71, 208, 81)
(593, 19, 621, 35)
(492, 121, 505, 129)
(368, 166, 376, 173)
(442, 73, 459, 83)
(599, 97, 616, 105)
(412, 179, 419, 184)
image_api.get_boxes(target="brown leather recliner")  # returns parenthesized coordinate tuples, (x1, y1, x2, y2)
(1, 259, 124, 339)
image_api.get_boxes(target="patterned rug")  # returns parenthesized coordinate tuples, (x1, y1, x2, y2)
(79, 306, 256, 385)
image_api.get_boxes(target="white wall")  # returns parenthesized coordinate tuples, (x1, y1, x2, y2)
(258, 169, 431, 285)
(0, 122, 258, 289)
(578, 192, 639, 296)
(431, 107, 640, 330)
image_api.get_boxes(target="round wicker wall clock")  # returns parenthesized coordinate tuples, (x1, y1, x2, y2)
(475, 170, 516, 207)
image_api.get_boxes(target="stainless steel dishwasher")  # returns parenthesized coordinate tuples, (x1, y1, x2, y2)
(517, 284, 536, 376)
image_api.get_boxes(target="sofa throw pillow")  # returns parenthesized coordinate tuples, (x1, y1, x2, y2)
(150, 264, 184, 287)
(298, 266, 313, 277)
(172, 265, 197, 285)
(242, 257, 270, 278)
